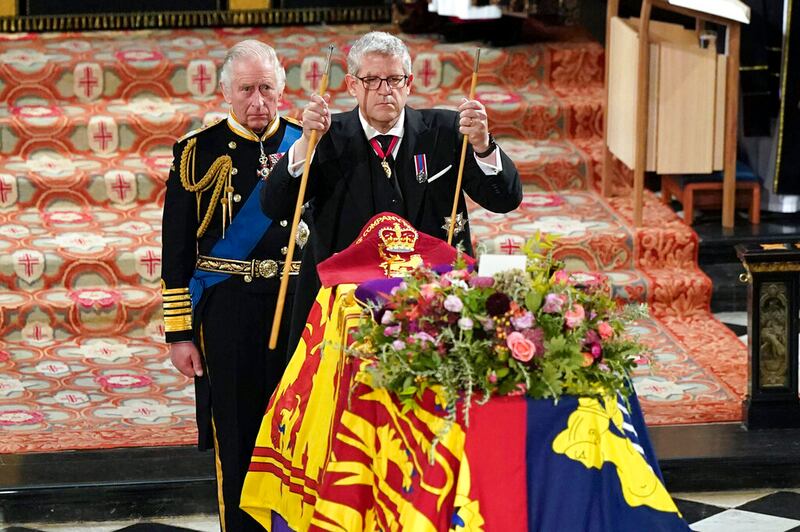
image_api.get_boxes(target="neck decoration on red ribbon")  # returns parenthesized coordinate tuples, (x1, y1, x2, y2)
(369, 135, 399, 179)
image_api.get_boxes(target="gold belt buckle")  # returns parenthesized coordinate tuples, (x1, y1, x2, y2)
(245, 259, 278, 282)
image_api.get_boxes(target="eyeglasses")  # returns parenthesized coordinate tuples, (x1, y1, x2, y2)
(355, 75, 409, 91)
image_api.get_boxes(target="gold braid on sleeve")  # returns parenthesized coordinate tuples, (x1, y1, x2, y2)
(179, 137, 233, 238)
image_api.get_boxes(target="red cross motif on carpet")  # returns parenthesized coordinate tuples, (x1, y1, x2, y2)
(12, 250, 45, 284)
(73, 62, 103, 101)
(22, 320, 54, 344)
(412, 54, 442, 93)
(88, 117, 118, 154)
(300, 56, 325, 93)
(0, 174, 18, 207)
(187, 60, 216, 97)
(135, 247, 162, 281)
(499, 237, 522, 255)
(103, 170, 137, 205)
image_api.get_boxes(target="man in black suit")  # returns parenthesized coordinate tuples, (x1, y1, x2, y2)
(261, 31, 522, 353)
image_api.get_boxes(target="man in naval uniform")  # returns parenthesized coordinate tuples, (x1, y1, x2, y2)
(161, 39, 306, 532)
(261, 31, 522, 354)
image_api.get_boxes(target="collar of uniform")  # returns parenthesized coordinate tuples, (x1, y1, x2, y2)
(227, 111, 281, 142)
(358, 108, 405, 153)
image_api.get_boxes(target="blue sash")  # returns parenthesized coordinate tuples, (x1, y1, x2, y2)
(189, 123, 302, 308)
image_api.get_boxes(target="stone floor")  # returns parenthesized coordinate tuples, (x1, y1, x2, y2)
(5, 488, 800, 531)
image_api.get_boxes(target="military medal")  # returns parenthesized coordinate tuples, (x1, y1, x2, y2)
(258, 140, 271, 179)
(413, 153, 428, 183)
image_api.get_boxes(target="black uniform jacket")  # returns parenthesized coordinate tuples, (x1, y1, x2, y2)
(161, 116, 303, 343)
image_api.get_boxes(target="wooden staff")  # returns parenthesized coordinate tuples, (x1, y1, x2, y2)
(269, 45, 334, 350)
(447, 48, 481, 245)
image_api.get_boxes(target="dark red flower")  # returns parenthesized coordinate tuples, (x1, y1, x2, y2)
(486, 292, 511, 316)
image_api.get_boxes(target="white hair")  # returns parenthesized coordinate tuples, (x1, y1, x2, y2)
(347, 31, 412, 76)
(219, 39, 286, 92)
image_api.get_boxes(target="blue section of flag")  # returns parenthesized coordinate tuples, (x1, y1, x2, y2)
(189, 122, 302, 308)
(525, 393, 690, 532)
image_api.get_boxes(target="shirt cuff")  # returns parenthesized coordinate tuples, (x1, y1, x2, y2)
(287, 141, 315, 177)
(474, 148, 502, 175)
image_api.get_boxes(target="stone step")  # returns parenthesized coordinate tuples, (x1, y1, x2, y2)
(0, 26, 602, 103)
(0, 85, 603, 157)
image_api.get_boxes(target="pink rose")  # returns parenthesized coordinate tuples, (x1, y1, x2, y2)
(564, 304, 585, 329)
(506, 331, 537, 362)
(597, 321, 614, 340)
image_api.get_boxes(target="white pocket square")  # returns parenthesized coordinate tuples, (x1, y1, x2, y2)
(427, 164, 452, 183)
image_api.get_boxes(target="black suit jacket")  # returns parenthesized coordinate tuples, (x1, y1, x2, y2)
(262, 106, 522, 354)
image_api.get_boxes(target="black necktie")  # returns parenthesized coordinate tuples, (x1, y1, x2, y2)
(375, 135, 395, 158)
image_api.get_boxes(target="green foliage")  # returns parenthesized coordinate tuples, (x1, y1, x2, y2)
(348, 236, 650, 426)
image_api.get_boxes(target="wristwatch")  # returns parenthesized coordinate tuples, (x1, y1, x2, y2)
(474, 133, 497, 158)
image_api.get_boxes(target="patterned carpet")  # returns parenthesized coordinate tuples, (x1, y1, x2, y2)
(0, 24, 747, 454)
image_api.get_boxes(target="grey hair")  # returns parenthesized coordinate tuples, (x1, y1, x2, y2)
(346, 31, 412, 76)
(219, 39, 286, 92)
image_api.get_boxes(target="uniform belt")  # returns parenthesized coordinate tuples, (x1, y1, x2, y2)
(196, 255, 301, 283)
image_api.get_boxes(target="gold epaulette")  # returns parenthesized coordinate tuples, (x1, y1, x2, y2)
(178, 117, 224, 144)
(161, 284, 193, 333)
(284, 115, 302, 128)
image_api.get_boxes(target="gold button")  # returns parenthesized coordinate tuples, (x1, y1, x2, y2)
(231, 168, 238, 175)
(280, 220, 288, 227)
(228, 141, 236, 149)
(233, 194, 242, 203)
(281, 246, 288, 255)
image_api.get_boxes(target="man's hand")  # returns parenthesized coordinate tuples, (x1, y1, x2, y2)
(292, 93, 332, 161)
(458, 98, 491, 155)
(169, 341, 203, 378)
